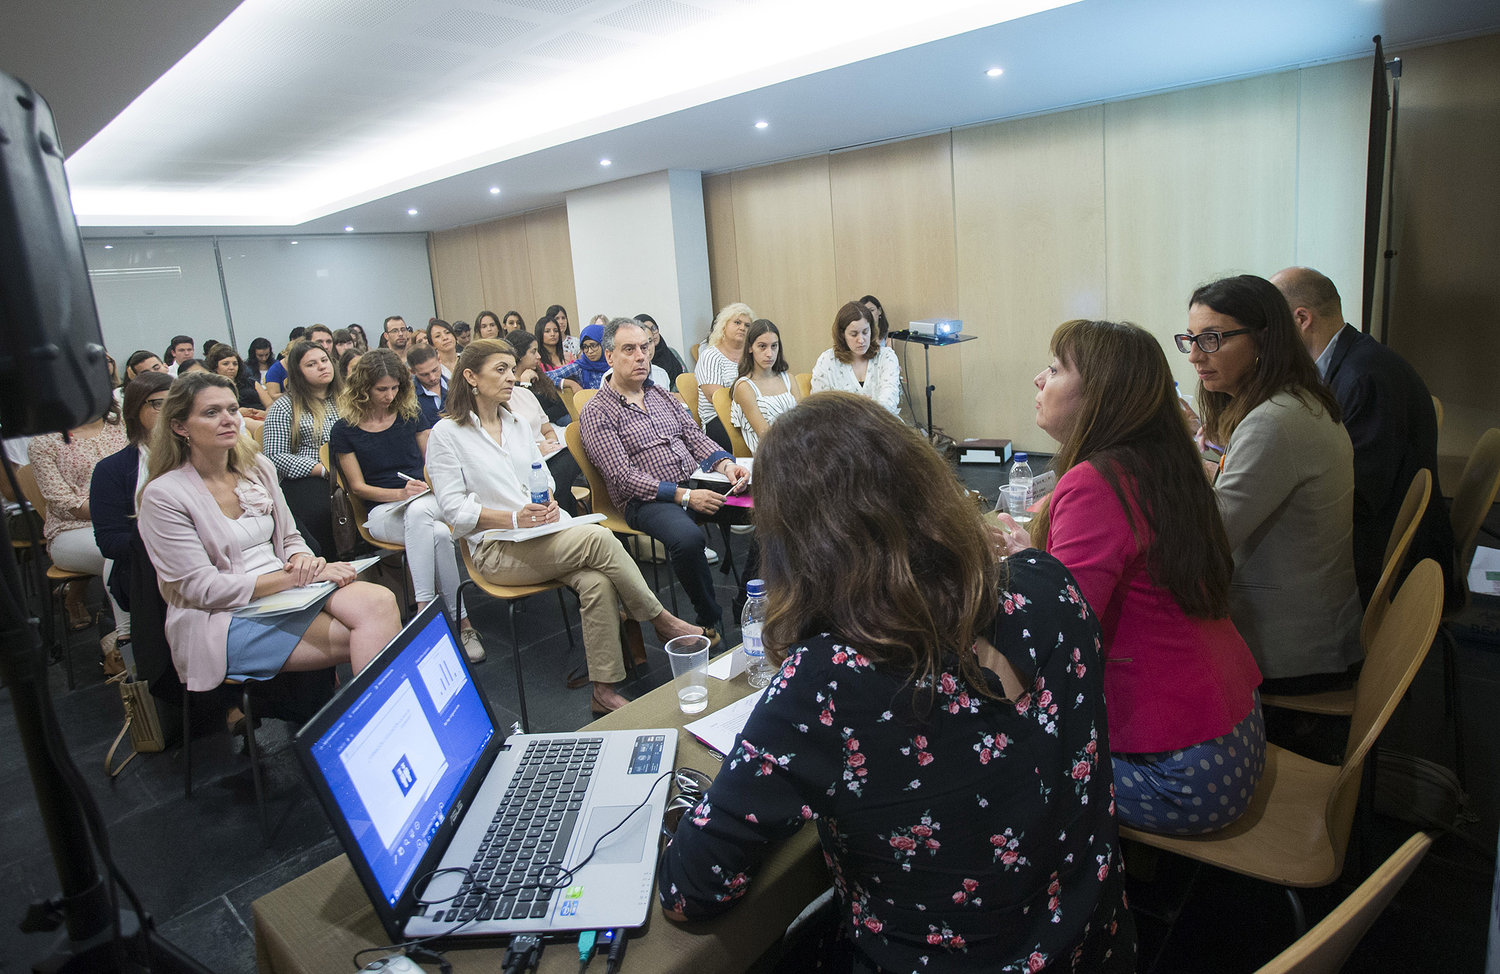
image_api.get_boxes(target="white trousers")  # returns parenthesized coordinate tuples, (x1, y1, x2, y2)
(365, 493, 464, 619)
(48, 526, 128, 637)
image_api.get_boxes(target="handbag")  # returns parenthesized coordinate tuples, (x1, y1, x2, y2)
(104, 668, 165, 777)
(329, 477, 364, 560)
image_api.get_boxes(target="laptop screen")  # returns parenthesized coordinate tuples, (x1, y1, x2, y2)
(303, 607, 495, 908)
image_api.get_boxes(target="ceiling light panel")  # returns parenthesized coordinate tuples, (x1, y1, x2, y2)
(65, 0, 1084, 226)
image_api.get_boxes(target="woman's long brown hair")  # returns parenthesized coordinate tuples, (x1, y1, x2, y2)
(753, 392, 1001, 700)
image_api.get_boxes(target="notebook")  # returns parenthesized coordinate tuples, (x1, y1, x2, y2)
(294, 602, 677, 945)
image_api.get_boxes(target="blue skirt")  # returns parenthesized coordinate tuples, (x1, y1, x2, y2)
(224, 594, 332, 681)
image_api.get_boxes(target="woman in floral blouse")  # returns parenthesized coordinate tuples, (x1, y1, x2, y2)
(658, 393, 1134, 974)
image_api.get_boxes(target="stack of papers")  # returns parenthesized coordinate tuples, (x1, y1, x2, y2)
(474, 511, 606, 543)
(233, 556, 381, 618)
(684, 692, 761, 757)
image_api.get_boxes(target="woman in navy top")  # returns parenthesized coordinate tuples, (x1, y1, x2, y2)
(658, 393, 1134, 974)
(329, 349, 482, 662)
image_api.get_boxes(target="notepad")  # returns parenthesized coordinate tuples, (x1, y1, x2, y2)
(474, 510, 606, 543)
(683, 691, 761, 756)
(234, 556, 381, 617)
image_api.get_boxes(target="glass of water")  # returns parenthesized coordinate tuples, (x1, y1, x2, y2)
(665, 634, 712, 714)
(999, 484, 1033, 525)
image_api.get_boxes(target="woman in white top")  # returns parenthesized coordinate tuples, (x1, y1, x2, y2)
(730, 319, 800, 454)
(425, 339, 716, 715)
(695, 302, 753, 452)
(427, 318, 460, 379)
(811, 301, 901, 414)
(502, 332, 582, 517)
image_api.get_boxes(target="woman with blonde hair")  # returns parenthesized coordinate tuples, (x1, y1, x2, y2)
(694, 302, 753, 452)
(811, 301, 901, 414)
(1000, 319, 1263, 834)
(660, 392, 1133, 972)
(262, 339, 343, 557)
(137, 372, 399, 710)
(426, 339, 715, 714)
(330, 349, 481, 661)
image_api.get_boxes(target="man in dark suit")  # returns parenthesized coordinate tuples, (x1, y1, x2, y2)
(407, 345, 447, 425)
(1272, 266, 1456, 605)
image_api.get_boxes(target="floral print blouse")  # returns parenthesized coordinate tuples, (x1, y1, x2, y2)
(658, 552, 1135, 973)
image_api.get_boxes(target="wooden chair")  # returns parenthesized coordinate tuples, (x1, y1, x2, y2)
(15, 464, 85, 688)
(2, 463, 41, 595)
(322, 444, 412, 615)
(183, 676, 273, 838)
(456, 544, 576, 733)
(1261, 468, 1431, 717)
(675, 373, 702, 430)
(1436, 426, 1500, 782)
(563, 418, 677, 614)
(794, 372, 813, 400)
(711, 387, 752, 458)
(251, 422, 265, 450)
(1253, 831, 1434, 974)
(1121, 559, 1444, 936)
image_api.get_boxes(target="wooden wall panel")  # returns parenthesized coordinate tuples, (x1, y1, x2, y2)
(703, 173, 739, 318)
(1104, 72, 1300, 393)
(428, 225, 482, 323)
(524, 206, 578, 325)
(830, 134, 959, 433)
(727, 155, 838, 369)
(953, 107, 1107, 449)
(1388, 33, 1500, 458)
(474, 214, 535, 318)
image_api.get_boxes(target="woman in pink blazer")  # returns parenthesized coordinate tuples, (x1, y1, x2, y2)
(138, 372, 400, 698)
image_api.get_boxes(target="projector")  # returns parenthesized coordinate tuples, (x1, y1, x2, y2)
(908, 318, 962, 338)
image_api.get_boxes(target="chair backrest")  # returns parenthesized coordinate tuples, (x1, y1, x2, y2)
(674, 373, 701, 428)
(711, 387, 751, 457)
(1326, 560, 1444, 866)
(794, 372, 813, 400)
(1254, 830, 1434, 974)
(0, 463, 23, 505)
(573, 388, 597, 414)
(689, 342, 701, 364)
(1448, 428, 1500, 585)
(1361, 468, 1431, 650)
(252, 421, 265, 450)
(563, 421, 630, 533)
(561, 384, 578, 420)
(14, 464, 47, 519)
(1430, 395, 1444, 434)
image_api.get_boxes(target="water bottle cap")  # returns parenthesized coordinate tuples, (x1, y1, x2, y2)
(746, 579, 766, 597)
(1013, 452, 1028, 462)
(531, 460, 542, 468)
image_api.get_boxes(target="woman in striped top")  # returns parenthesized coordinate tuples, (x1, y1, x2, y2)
(262, 339, 342, 557)
(730, 319, 800, 454)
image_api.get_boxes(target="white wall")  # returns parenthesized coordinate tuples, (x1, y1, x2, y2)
(564, 170, 712, 356)
(83, 233, 435, 360)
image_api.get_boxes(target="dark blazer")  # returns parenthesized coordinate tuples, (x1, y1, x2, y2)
(89, 443, 141, 611)
(1323, 324, 1457, 604)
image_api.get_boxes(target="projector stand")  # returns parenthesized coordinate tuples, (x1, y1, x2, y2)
(888, 331, 977, 442)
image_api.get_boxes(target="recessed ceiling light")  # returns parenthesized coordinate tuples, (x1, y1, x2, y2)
(489, 186, 500, 195)
(344, 226, 354, 232)
(407, 208, 419, 216)
(290, 240, 298, 245)
(755, 120, 769, 129)
(103, 244, 113, 249)
(599, 158, 612, 167)
(986, 67, 1004, 78)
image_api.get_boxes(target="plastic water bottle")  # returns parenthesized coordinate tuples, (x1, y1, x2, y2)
(529, 460, 549, 505)
(741, 579, 774, 688)
(1010, 452, 1034, 507)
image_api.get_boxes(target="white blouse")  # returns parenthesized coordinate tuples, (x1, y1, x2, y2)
(426, 409, 553, 553)
(730, 373, 797, 454)
(810, 345, 901, 415)
(694, 345, 738, 425)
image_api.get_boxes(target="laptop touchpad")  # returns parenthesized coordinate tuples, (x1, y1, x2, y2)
(578, 805, 650, 865)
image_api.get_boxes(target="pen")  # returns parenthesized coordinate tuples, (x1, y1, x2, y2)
(396, 472, 417, 483)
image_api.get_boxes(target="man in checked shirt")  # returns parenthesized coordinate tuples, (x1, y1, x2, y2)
(580, 318, 751, 633)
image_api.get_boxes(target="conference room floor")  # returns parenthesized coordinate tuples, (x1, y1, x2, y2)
(0, 472, 1494, 974)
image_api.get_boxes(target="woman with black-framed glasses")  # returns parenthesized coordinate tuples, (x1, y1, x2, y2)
(1180, 274, 1362, 699)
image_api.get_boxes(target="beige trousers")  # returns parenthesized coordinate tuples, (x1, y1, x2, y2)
(471, 523, 663, 684)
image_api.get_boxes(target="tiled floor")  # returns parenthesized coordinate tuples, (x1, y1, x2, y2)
(0, 481, 1494, 973)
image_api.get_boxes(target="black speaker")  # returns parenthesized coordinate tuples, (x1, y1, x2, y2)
(0, 71, 111, 437)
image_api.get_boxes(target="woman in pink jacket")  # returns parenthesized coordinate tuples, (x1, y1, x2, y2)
(137, 372, 400, 702)
(999, 319, 1263, 835)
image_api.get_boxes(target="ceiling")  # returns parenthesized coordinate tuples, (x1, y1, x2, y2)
(4, 0, 1498, 238)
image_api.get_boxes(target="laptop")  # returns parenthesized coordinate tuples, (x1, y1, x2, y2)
(294, 602, 677, 945)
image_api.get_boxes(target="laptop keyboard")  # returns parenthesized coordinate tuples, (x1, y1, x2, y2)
(432, 737, 603, 925)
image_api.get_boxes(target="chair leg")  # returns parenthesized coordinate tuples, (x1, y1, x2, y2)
(556, 590, 577, 650)
(505, 601, 530, 733)
(51, 583, 75, 691)
(182, 686, 194, 798)
(1283, 886, 1307, 938)
(1439, 626, 1466, 786)
(242, 686, 271, 842)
